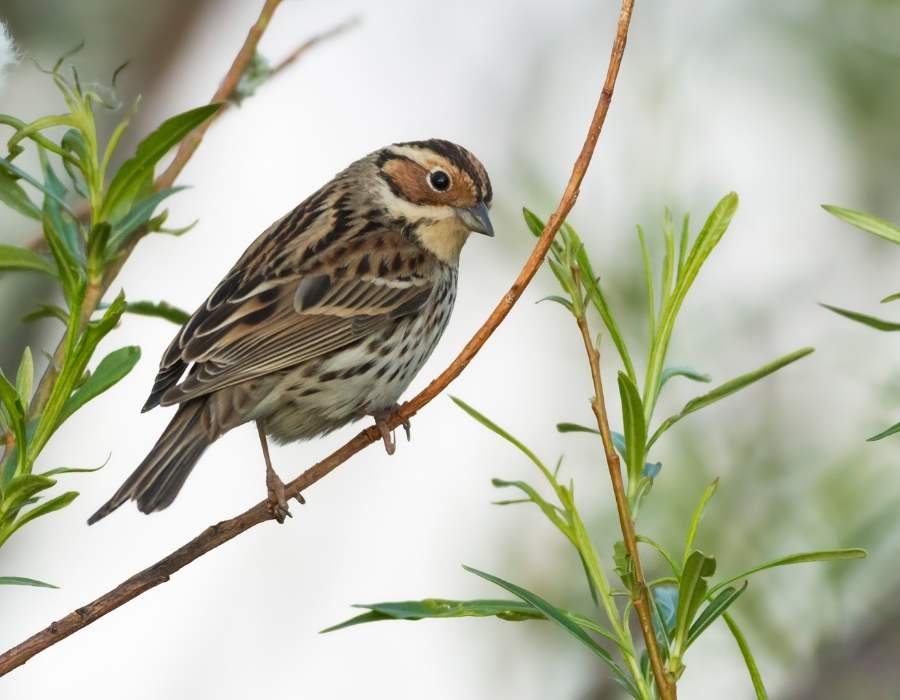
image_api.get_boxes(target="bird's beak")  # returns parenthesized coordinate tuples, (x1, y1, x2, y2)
(456, 201, 494, 237)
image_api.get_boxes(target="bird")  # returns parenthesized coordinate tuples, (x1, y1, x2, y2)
(88, 139, 493, 525)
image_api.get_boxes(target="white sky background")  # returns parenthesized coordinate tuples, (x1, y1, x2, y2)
(1, 1, 897, 698)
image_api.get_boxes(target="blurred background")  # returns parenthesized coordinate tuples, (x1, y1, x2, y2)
(1, 1, 899, 698)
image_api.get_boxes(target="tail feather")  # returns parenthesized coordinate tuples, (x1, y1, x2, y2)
(88, 400, 212, 525)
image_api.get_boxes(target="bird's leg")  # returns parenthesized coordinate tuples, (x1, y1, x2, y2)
(371, 405, 411, 456)
(257, 420, 292, 523)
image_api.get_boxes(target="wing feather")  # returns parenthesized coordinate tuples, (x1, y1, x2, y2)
(143, 174, 439, 410)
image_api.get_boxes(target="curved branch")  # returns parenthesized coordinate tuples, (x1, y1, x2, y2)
(0, 0, 636, 677)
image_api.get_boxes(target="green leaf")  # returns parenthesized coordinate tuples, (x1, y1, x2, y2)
(821, 303, 900, 332)
(823, 204, 900, 245)
(636, 225, 656, 343)
(322, 598, 545, 632)
(59, 346, 140, 423)
(102, 103, 221, 222)
(39, 155, 85, 303)
(0, 371, 26, 472)
(556, 422, 599, 435)
(880, 292, 900, 304)
(451, 396, 555, 485)
(710, 548, 867, 596)
(686, 582, 747, 647)
(868, 420, 900, 442)
(644, 194, 738, 419)
(4, 491, 79, 541)
(21, 304, 68, 325)
(724, 612, 769, 699)
(0, 156, 78, 217)
(491, 478, 571, 539)
(673, 550, 716, 657)
(0, 576, 58, 589)
(660, 366, 711, 387)
(122, 300, 190, 325)
(617, 372, 646, 485)
(683, 479, 718, 569)
(464, 565, 639, 697)
(522, 207, 548, 238)
(0, 167, 41, 219)
(39, 461, 106, 477)
(648, 348, 814, 449)
(651, 583, 678, 650)
(15, 347, 34, 409)
(0, 244, 57, 277)
(1, 474, 56, 523)
(107, 186, 188, 254)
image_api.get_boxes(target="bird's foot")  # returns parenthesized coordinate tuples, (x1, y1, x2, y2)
(266, 469, 292, 524)
(372, 405, 411, 456)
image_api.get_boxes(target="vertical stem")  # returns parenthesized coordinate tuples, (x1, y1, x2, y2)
(575, 314, 677, 700)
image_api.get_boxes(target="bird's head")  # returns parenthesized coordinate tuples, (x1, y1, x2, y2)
(372, 139, 493, 264)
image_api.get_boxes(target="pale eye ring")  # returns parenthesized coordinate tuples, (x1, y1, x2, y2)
(428, 169, 452, 192)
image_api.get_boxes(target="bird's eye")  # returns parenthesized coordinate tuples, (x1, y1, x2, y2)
(428, 169, 451, 192)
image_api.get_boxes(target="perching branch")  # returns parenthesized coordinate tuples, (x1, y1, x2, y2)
(0, 0, 636, 677)
(575, 312, 676, 700)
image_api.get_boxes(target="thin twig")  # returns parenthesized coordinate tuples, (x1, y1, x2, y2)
(22, 15, 358, 253)
(575, 314, 676, 699)
(0, 0, 636, 677)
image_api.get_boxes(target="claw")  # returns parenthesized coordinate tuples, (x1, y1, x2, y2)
(376, 418, 396, 455)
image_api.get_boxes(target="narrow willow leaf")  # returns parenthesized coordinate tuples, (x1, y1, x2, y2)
(636, 225, 656, 342)
(0, 167, 41, 219)
(644, 194, 738, 419)
(648, 348, 814, 448)
(491, 478, 570, 538)
(21, 304, 68, 325)
(40, 155, 85, 302)
(0, 371, 26, 471)
(673, 550, 716, 655)
(0, 576, 58, 589)
(322, 598, 544, 632)
(683, 479, 719, 569)
(59, 346, 141, 423)
(102, 103, 221, 222)
(651, 583, 679, 647)
(40, 462, 106, 477)
(464, 566, 639, 697)
(556, 422, 599, 435)
(823, 204, 900, 245)
(1, 475, 56, 524)
(821, 303, 900, 331)
(637, 535, 681, 576)
(617, 372, 646, 485)
(677, 214, 690, 279)
(868, 420, 900, 442)
(5, 491, 79, 539)
(123, 300, 190, 325)
(523, 207, 546, 238)
(686, 582, 747, 647)
(724, 612, 769, 699)
(0, 245, 57, 277)
(880, 292, 900, 304)
(15, 347, 34, 408)
(535, 295, 575, 313)
(0, 156, 77, 217)
(107, 186, 188, 254)
(660, 366, 711, 388)
(450, 397, 551, 481)
(710, 548, 866, 596)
